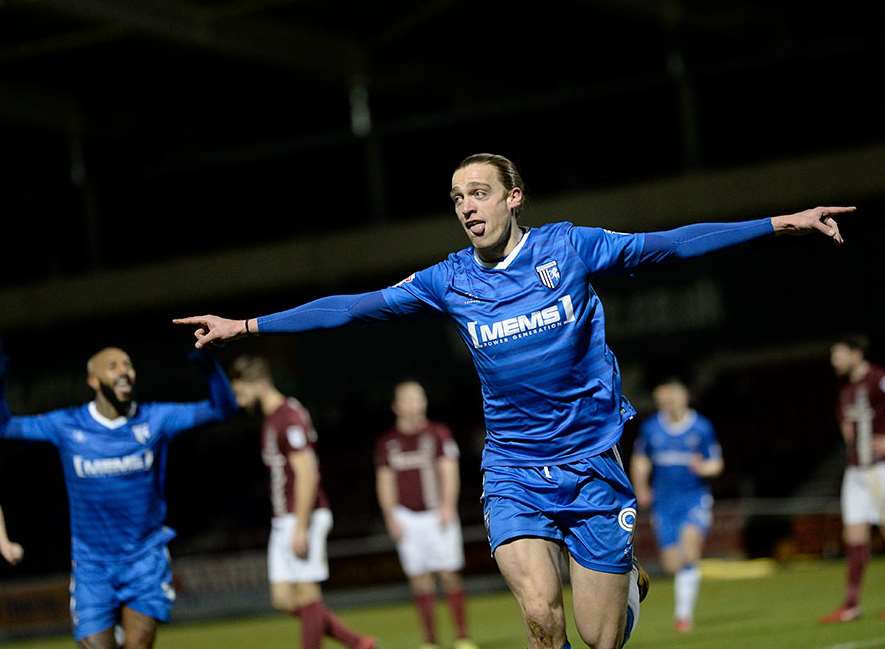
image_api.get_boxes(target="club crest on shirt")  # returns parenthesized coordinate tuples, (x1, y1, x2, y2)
(132, 423, 151, 444)
(535, 260, 561, 289)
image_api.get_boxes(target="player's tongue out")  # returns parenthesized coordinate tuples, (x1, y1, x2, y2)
(466, 220, 486, 237)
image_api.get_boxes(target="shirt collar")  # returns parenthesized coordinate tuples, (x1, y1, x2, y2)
(88, 401, 136, 429)
(473, 228, 531, 270)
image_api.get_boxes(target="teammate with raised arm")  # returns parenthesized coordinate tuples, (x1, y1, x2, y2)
(375, 380, 477, 649)
(630, 379, 723, 632)
(175, 153, 853, 649)
(0, 504, 23, 565)
(229, 355, 376, 649)
(820, 335, 885, 624)
(0, 347, 236, 649)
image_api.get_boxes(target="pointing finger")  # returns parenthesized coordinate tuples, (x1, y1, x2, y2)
(173, 316, 207, 325)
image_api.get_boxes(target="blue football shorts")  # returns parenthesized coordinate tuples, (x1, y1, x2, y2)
(69, 544, 175, 641)
(651, 491, 713, 549)
(481, 446, 637, 574)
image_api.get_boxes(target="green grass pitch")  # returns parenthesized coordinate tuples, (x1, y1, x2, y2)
(6, 558, 885, 649)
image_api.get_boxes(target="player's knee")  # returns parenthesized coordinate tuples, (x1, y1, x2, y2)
(122, 627, 156, 649)
(575, 623, 624, 649)
(522, 598, 565, 644)
(439, 570, 462, 592)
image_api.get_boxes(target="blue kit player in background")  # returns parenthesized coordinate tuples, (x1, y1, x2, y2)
(175, 153, 853, 649)
(630, 379, 723, 633)
(0, 347, 237, 649)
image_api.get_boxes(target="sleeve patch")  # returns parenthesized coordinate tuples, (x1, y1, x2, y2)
(286, 425, 307, 449)
(443, 439, 460, 459)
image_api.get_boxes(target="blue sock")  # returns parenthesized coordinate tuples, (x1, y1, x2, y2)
(562, 643, 572, 649)
(623, 605, 635, 645)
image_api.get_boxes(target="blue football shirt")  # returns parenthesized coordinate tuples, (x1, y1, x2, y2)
(2, 399, 226, 562)
(381, 221, 646, 467)
(633, 410, 721, 497)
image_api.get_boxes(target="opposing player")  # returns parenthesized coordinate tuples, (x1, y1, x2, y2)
(0, 504, 23, 565)
(228, 355, 376, 649)
(375, 380, 478, 649)
(820, 335, 885, 623)
(630, 379, 722, 632)
(0, 347, 236, 648)
(175, 153, 852, 649)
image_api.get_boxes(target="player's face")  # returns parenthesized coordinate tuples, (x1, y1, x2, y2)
(831, 343, 861, 376)
(231, 379, 258, 409)
(653, 383, 689, 416)
(393, 382, 428, 420)
(450, 163, 522, 254)
(87, 348, 136, 403)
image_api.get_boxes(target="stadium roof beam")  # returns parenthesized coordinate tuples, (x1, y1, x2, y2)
(32, 0, 367, 85)
(0, 143, 883, 329)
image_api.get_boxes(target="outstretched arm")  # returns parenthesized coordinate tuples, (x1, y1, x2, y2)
(571, 206, 854, 274)
(154, 352, 238, 437)
(0, 505, 23, 566)
(175, 284, 434, 349)
(640, 206, 852, 264)
(0, 354, 58, 443)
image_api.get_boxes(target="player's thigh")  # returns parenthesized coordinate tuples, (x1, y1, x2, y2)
(679, 523, 706, 564)
(77, 628, 117, 649)
(70, 561, 118, 643)
(270, 582, 300, 611)
(569, 556, 630, 649)
(844, 523, 871, 545)
(394, 507, 434, 578)
(424, 515, 465, 575)
(494, 537, 566, 628)
(659, 546, 684, 574)
(121, 606, 158, 649)
(268, 510, 332, 596)
(117, 546, 175, 627)
(408, 573, 435, 594)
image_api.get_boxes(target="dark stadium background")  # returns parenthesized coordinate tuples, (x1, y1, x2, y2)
(0, 0, 881, 598)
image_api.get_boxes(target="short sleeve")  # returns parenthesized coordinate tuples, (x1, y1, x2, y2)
(568, 225, 646, 274)
(698, 418, 722, 460)
(381, 261, 450, 315)
(633, 422, 650, 456)
(435, 425, 460, 460)
(149, 402, 222, 439)
(277, 408, 313, 455)
(374, 437, 389, 467)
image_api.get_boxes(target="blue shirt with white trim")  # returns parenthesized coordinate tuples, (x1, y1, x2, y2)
(0, 364, 236, 562)
(634, 410, 721, 496)
(381, 222, 644, 467)
(256, 217, 772, 469)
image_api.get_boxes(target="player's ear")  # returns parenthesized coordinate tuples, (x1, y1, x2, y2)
(507, 187, 523, 212)
(86, 375, 98, 391)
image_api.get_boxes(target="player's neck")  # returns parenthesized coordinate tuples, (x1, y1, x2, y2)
(849, 361, 870, 383)
(475, 219, 524, 263)
(397, 415, 427, 434)
(94, 394, 128, 421)
(664, 408, 690, 424)
(260, 389, 286, 416)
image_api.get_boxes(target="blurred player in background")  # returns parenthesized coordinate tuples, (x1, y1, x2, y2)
(229, 355, 376, 649)
(0, 347, 236, 648)
(0, 504, 23, 565)
(820, 335, 885, 623)
(176, 153, 853, 649)
(375, 380, 478, 649)
(630, 379, 722, 632)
